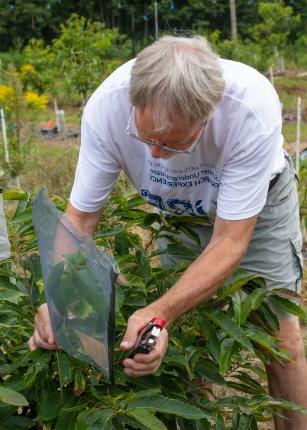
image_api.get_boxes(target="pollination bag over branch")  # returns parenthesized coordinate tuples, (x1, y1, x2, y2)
(33, 189, 117, 381)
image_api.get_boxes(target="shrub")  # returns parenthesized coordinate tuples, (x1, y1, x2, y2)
(0, 189, 306, 429)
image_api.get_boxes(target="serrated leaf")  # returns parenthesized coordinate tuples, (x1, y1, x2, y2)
(268, 296, 305, 318)
(74, 372, 85, 397)
(232, 371, 266, 394)
(218, 269, 259, 301)
(237, 414, 254, 430)
(3, 415, 33, 429)
(245, 325, 289, 361)
(0, 288, 26, 303)
(216, 412, 225, 429)
(56, 351, 72, 389)
(196, 316, 220, 362)
(151, 244, 198, 259)
(76, 408, 113, 430)
(195, 418, 211, 429)
(219, 338, 238, 374)
(249, 288, 266, 310)
(0, 387, 28, 406)
(11, 208, 32, 224)
(96, 225, 129, 238)
(195, 359, 226, 385)
(126, 409, 167, 430)
(126, 395, 208, 420)
(203, 309, 254, 352)
(55, 398, 79, 430)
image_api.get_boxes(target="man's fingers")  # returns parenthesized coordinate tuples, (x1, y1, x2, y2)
(120, 317, 141, 350)
(28, 336, 37, 352)
(28, 304, 58, 352)
(33, 328, 58, 350)
(122, 329, 168, 376)
(123, 357, 159, 372)
(35, 305, 55, 344)
(124, 366, 160, 377)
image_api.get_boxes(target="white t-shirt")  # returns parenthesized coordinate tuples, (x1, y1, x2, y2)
(70, 59, 285, 223)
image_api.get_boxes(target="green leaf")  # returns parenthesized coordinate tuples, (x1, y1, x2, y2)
(3, 416, 33, 429)
(151, 244, 198, 259)
(219, 338, 238, 374)
(126, 409, 167, 430)
(96, 225, 129, 238)
(74, 372, 86, 396)
(231, 290, 243, 326)
(196, 315, 220, 362)
(245, 324, 290, 361)
(195, 419, 211, 429)
(130, 389, 161, 400)
(249, 288, 266, 310)
(203, 309, 254, 352)
(237, 414, 254, 430)
(76, 409, 114, 430)
(216, 412, 225, 429)
(55, 398, 79, 430)
(254, 302, 280, 332)
(11, 208, 32, 224)
(0, 387, 28, 406)
(218, 269, 259, 301)
(0, 288, 26, 303)
(195, 359, 226, 386)
(268, 295, 306, 319)
(56, 351, 72, 389)
(36, 384, 70, 421)
(232, 371, 266, 394)
(126, 395, 208, 420)
(3, 189, 28, 201)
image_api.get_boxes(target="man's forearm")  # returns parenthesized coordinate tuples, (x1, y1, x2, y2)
(148, 235, 246, 324)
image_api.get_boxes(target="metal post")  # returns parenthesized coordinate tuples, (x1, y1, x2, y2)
(0, 108, 10, 164)
(269, 67, 274, 87)
(154, 1, 158, 40)
(230, 0, 237, 40)
(56, 109, 66, 135)
(54, 98, 58, 115)
(296, 97, 301, 174)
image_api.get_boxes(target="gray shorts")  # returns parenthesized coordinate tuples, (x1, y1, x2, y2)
(158, 153, 304, 319)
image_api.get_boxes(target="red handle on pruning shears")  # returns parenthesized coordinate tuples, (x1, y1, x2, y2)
(129, 318, 166, 358)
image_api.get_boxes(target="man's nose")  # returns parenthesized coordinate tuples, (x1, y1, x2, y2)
(150, 142, 165, 158)
(150, 144, 165, 158)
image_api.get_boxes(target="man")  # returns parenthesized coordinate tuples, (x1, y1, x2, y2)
(29, 35, 307, 429)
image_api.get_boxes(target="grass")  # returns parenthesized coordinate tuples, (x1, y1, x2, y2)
(283, 122, 307, 144)
(20, 138, 79, 196)
(275, 74, 307, 113)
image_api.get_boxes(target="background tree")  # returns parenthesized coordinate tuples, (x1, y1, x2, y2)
(51, 14, 129, 104)
(250, 1, 301, 55)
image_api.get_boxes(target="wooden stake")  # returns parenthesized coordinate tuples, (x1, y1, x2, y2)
(0, 108, 10, 164)
(296, 97, 301, 174)
(269, 67, 274, 87)
(54, 99, 58, 115)
(230, 0, 238, 40)
(154, 1, 158, 40)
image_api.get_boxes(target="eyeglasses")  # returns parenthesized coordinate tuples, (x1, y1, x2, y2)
(126, 106, 205, 154)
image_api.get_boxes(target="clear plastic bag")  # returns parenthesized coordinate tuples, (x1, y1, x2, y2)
(0, 189, 11, 261)
(33, 189, 116, 380)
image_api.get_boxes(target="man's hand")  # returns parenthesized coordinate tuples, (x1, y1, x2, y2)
(28, 303, 59, 351)
(120, 308, 169, 377)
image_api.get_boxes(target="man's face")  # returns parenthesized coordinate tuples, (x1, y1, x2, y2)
(134, 106, 203, 159)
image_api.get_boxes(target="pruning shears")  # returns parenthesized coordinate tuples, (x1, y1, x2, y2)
(129, 318, 166, 358)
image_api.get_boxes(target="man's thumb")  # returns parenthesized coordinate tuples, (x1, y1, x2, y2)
(48, 333, 55, 344)
(120, 325, 138, 350)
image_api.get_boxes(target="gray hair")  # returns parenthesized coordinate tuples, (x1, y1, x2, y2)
(129, 35, 225, 131)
